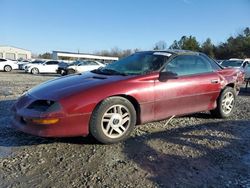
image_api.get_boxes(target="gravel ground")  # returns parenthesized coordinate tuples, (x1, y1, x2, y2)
(0, 70, 250, 188)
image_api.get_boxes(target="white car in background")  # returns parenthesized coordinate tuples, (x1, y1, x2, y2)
(17, 59, 31, 70)
(23, 60, 45, 70)
(0, 58, 19, 72)
(66, 60, 105, 74)
(220, 59, 250, 79)
(25, 60, 60, 74)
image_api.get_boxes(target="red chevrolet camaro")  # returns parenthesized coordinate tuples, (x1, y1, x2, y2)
(12, 50, 245, 143)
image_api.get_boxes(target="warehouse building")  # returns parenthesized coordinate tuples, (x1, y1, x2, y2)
(52, 51, 119, 62)
(0, 45, 32, 60)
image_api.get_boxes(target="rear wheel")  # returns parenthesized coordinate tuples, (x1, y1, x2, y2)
(31, 68, 39, 74)
(210, 87, 236, 118)
(90, 97, 136, 144)
(4, 65, 12, 72)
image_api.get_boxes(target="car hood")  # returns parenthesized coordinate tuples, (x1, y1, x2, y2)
(28, 71, 130, 101)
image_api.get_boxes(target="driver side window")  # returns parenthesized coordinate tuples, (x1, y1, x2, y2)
(163, 55, 213, 76)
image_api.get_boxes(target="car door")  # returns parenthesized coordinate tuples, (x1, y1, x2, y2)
(154, 54, 221, 120)
(76, 62, 87, 73)
(45, 61, 59, 73)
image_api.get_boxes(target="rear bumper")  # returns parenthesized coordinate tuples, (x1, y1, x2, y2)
(11, 113, 91, 137)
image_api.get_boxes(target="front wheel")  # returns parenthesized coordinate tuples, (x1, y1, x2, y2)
(61, 70, 67, 76)
(90, 97, 136, 144)
(31, 68, 39, 74)
(210, 87, 236, 118)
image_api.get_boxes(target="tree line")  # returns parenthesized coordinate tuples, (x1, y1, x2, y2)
(38, 27, 250, 60)
(167, 27, 250, 59)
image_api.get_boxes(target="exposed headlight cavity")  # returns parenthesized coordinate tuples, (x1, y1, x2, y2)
(27, 100, 61, 112)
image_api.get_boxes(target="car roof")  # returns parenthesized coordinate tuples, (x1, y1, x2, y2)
(223, 59, 243, 62)
(229, 58, 244, 61)
(138, 50, 200, 55)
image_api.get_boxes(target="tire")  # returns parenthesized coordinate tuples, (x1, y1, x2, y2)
(90, 97, 136, 144)
(67, 69, 75, 74)
(210, 87, 236, 118)
(31, 68, 39, 74)
(4, 65, 12, 72)
(61, 70, 67, 76)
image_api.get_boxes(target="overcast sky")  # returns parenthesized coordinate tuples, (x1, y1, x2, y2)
(0, 0, 250, 54)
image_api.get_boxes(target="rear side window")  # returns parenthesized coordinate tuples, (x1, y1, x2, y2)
(86, 61, 98, 65)
(164, 55, 213, 76)
(46, 61, 59, 65)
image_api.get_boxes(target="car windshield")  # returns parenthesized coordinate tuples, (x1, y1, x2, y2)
(69, 61, 83, 66)
(32, 60, 44, 64)
(221, 60, 243, 67)
(92, 52, 171, 75)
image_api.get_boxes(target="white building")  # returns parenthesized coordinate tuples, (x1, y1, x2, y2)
(52, 51, 119, 62)
(0, 45, 32, 60)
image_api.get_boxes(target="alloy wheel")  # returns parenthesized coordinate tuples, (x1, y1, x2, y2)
(221, 92, 234, 114)
(101, 104, 131, 139)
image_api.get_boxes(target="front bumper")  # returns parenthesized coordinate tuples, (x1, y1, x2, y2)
(11, 94, 91, 137)
(11, 113, 90, 137)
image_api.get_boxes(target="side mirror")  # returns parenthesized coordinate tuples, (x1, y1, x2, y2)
(159, 71, 178, 82)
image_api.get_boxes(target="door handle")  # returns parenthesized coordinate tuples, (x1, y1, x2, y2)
(211, 79, 219, 84)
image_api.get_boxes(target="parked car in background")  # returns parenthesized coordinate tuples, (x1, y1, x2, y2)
(216, 59, 225, 64)
(17, 59, 31, 70)
(66, 60, 105, 74)
(25, 60, 60, 74)
(56, 61, 79, 75)
(0, 58, 19, 72)
(220, 59, 243, 68)
(220, 59, 250, 79)
(245, 62, 250, 79)
(23, 60, 45, 70)
(12, 50, 245, 144)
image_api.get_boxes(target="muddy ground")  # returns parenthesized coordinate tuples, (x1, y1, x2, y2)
(0, 70, 250, 188)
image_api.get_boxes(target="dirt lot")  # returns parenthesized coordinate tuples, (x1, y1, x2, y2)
(0, 70, 250, 188)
